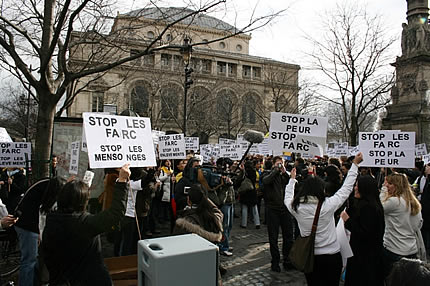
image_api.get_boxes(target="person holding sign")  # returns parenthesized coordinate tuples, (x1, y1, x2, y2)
(341, 175, 385, 286)
(380, 173, 423, 279)
(42, 164, 131, 286)
(284, 153, 363, 286)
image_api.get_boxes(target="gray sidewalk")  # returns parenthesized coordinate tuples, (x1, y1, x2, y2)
(220, 206, 307, 286)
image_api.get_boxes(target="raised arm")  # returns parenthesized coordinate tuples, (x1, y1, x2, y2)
(85, 164, 130, 236)
(284, 168, 297, 213)
(325, 153, 362, 210)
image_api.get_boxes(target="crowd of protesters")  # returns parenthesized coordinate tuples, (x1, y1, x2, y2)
(1, 150, 430, 285)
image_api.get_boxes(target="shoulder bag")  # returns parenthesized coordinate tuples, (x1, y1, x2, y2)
(288, 200, 323, 273)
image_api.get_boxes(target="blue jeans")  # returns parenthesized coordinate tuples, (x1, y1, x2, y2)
(241, 204, 260, 227)
(219, 204, 234, 252)
(15, 226, 39, 286)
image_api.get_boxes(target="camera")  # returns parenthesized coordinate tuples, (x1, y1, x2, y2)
(278, 163, 283, 169)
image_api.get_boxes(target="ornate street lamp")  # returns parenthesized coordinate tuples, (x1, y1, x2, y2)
(180, 37, 193, 136)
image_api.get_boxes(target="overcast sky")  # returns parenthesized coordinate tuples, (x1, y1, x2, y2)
(118, 0, 407, 66)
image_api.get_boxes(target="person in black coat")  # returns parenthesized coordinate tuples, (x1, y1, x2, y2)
(42, 164, 130, 286)
(239, 161, 260, 228)
(420, 164, 430, 255)
(341, 175, 385, 286)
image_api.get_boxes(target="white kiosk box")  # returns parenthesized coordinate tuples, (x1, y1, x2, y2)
(138, 234, 218, 286)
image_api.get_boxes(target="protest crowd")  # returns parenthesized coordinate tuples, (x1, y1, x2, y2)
(0, 112, 430, 286)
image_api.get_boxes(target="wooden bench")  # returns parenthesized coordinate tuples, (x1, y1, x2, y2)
(104, 255, 138, 285)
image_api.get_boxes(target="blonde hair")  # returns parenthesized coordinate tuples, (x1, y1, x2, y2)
(385, 173, 421, 216)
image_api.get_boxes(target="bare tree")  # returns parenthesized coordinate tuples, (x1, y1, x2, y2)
(0, 84, 38, 141)
(306, 2, 395, 145)
(0, 0, 284, 178)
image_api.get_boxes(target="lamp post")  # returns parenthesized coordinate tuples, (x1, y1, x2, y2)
(180, 37, 193, 136)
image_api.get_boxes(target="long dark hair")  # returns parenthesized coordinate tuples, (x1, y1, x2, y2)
(355, 175, 383, 215)
(57, 180, 89, 214)
(325, 165, 342, 196)
(292, 175, 326, 212)
(188, 184, 221, 233)
(40, 177, 66, 214)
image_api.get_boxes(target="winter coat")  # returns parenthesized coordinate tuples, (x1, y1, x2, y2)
(420, 177, 430, 230)
(42, 181, 128, 286)
(238, 177, 258, 206)
(262, 168, 289, 211)
(344, 199, 385, 286)
(0, 168, 26, 213)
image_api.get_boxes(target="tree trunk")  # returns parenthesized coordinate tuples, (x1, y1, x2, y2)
(33, 92, 56, 180)
(350, 115, 358, 146)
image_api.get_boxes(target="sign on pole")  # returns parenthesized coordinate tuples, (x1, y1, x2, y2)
(268, 112, 327, 156)
(415, 143, 428, 156)
(158, 134, 186, 160)
(219, 138, 236, 145)
(349, 146, 360, 156)
(83, 113, 156, 168)
(69, 141, 80, 175)
(185, 137, 199, 151)
(200, 144, 212, 163)
(359, 131, 415, 168)
(0, 142, 31, 167)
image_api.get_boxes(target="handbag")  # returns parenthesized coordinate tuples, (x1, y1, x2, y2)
(288, 200, 323, 273)
(237, 177, 254, 194)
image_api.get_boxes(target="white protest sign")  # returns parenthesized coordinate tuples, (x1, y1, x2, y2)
(69, 141, 80, 175)
(334, 142, 349, 157)
(0, 142, 31, 167)
(158, 134, 186, 160)
(185, 137, 199, 151)
(200, 144, 212, 163)
(83, 113, 156, 168)
(0, 128, 12, 142)
(349, 146, 360, 156)
(219, 138, 236, 145)
(415, 143, 427, 156)
(152, 130, 166, 145)
(257, 138, 272, 156)
(210, 144, 220, 161)
(326, 148, 336, 157)
(359, 131, 415, 168)
(423, 153, 430, 165)
(219, 144, 242, 160)
(268, 112, 327, 156)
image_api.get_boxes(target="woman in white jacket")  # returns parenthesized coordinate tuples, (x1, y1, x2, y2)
(284, 153, 362, 286)
(380, 172, 422, 278)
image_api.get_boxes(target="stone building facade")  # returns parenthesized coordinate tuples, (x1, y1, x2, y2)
(383, 0, 430, 145)
(67, 7, 300, 143)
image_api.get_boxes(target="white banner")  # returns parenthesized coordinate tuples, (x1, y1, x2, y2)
(185, 137, 199, 151)
(359, 131, 415, 168)
(159, 134, 186, 160)
(69, 141, 80, 175)
(219, 144, 242, 160)
(219, 138, 236, 145)
(0, 128, 12, 142)
(151, 130, 166, 145)
(423, 153, 430, 165)
(83, 113, 156, 168)
(415, 143, 428, 156)
(200, 144, 212, 163)
(268, 112, 327, 156)
(0, 142, 31, 167)
(210, 144, 220, 161)
(334, 142, 349, 157)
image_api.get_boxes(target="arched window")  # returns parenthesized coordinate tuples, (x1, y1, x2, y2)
(216, 89, 234, 123)
(130, 81, 149, 116)
(160, 84, 181, 119)
(188, 86, 211, 121)
(242, 93, 258, 124)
